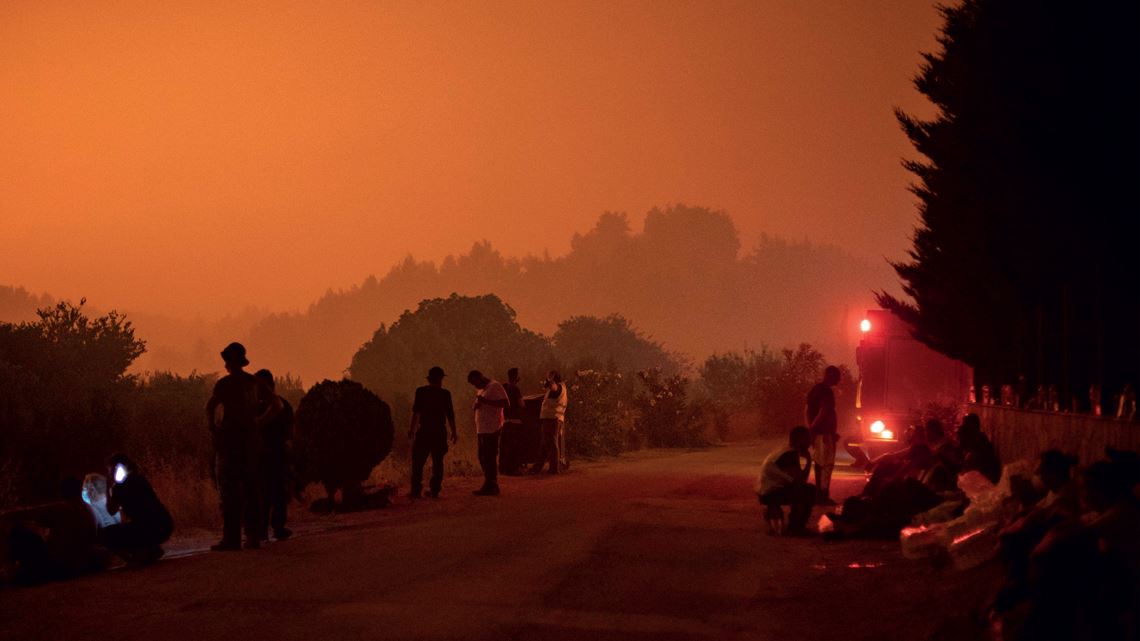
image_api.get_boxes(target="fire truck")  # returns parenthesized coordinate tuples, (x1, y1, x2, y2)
(853, 309, 973, 459)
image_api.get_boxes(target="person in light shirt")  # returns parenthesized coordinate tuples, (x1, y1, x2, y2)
(467, 370, 509, 496)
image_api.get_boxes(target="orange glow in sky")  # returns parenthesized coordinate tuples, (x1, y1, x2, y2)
(1, 1, 940, 318)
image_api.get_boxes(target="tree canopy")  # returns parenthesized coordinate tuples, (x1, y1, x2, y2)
(879, 0, 1139, 406)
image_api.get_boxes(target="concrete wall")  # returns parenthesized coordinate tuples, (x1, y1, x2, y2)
(971, 404, 1140, 466)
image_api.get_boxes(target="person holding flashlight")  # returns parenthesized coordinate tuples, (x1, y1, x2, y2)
(100, 454, 173, 565)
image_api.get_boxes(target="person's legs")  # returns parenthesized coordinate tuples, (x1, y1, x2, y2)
(546, 419, 562, 474)
(265, 456, 289, 536)
(476, 431, 501, 494)
(241, 459, 261, 546)
(534, 419, 555, 473)
(787, 482, 817, 532)
(812, 435, 836, 503)
(429, 441, 446, 497)
(410, 434, 430, 497)
(216, 452, 243, 547)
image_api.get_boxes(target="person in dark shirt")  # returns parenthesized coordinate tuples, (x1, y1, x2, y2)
(255, 369, 294, 542)
(956, 413, 1001, 484)
(499, 368, 526, 475)
(408, 366, 457, 499)
(101, 454, 173, 565)
(805, 366, 841, 505)
(205, 342, 281, 551)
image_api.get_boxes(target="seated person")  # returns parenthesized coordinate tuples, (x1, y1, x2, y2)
(830, 444, 948, 539)
(992, 449, 1081, 615)
(956, 413, 1001, 484)
(100, 454, 174, 565)
(4, 477, 101, 584)
(755, 426, 815, 535)
(82, 473, 121, 529)
(924, 419, 962, 476)
(1081, 459, 1140, 641)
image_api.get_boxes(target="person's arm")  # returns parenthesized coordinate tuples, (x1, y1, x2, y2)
(408, 412, 420, 440)
(447, 394, 457, 443)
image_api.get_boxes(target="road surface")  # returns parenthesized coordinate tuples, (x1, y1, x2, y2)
(0, 441, 992, 641)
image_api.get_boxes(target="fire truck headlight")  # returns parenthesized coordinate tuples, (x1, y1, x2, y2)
(881, 429, 894, 440)
(859, 319, 871, 333)
(870, 420, 885, 434)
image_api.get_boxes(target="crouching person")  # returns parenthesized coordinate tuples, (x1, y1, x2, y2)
(756, 426, 815, 535)
(4, 477, 102, 584)
(100, 454, 173, 565)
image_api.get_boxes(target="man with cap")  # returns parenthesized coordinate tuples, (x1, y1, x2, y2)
(408, 366, 457, 499)
(205, 342, 281, 551)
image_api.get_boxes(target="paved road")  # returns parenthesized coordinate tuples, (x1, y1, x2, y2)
(0, 442, 989, 641)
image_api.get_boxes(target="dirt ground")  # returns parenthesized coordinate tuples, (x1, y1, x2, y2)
(0, 441, 999, 641)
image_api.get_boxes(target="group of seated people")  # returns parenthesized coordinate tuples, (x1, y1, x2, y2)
(990, 447, 1139, 640)
(757, 413, 1001, 538)
(1, 454, 172, 585)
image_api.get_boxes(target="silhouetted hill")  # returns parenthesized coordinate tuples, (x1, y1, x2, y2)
(249, 205, 895, 383)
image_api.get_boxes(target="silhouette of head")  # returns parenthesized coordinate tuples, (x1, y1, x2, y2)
(467, 370, 488, 388)
(507, 368, 519, 384)
(823, 366, 840, 386)
(254, 368, 275, 390)
(924, 419, 945, 443)
(1083, 460, 1132, 512)
(789, 425, 811, 452)
(547, 370, 562, 385)
(221, 342, 249, 368)
(1037, 449, 1077, 492)
(83, 473, 109, 503)
(427, 366, 446, 384)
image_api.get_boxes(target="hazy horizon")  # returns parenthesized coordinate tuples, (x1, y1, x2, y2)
(2, 1, 940, 320)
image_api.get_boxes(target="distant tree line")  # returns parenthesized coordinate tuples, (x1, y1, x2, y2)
(249, 204, 889, 384)
(879, 0, 1139, 412)
(1, 296, 842, 518)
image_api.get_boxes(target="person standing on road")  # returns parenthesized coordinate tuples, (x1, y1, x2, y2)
(254, 369, 294, 541)
(499, 368, 526, 475)
(532, 370, 568, 475)
(806, 365, 841, 505)
(468, 370, 508, 496)
(205, 342, 281, 551)
(409, 366, 458, 499)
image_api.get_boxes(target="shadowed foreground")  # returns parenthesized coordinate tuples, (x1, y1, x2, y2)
(0, 442, 993, 641)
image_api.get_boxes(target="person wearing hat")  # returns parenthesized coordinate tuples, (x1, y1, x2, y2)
(408, 366, 457, 499)
(205, 342, 281, 551)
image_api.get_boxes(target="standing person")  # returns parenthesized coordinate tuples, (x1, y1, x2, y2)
(205, 342, 281, 551)
(409, 366, 458, 499)
(499, 368, 526, 475)
(467, 370, 509, 496)
(254, 369, 294, 541)
(101, 454, 174, 564)
(806, 365, 841, 505)
(532, 371, 568, 475)
(755, 426, 815, 535)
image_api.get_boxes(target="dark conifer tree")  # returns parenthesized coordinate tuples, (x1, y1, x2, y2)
(880, 0, 1139, 408)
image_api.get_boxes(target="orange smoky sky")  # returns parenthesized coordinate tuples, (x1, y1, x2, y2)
(1, 1, 941, 318)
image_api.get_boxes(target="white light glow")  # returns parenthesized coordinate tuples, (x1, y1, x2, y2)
(881, 429, 894, 440)
(114, 464, 128, 483)
(870, 420, 885, 434)
(859, 319, 872, 332)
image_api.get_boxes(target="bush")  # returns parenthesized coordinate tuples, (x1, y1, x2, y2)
(565, 369, 636, 457)
(294, 379, 395, 505)
(632, 369, 706, 448)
